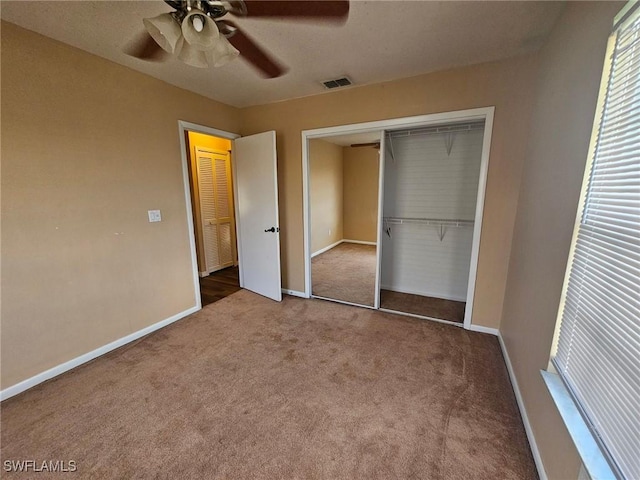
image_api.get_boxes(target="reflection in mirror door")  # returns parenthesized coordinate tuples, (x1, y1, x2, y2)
(309, 132, 381, 307)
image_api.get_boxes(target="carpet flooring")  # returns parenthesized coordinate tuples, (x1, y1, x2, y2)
(312, 243, 377, 306)
(1, 291, 536, 479)
(381, 290, 466, 324)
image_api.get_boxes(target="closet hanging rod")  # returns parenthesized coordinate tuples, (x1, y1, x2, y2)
(388, 122, 485, 139)
(383, 217, 474, 227)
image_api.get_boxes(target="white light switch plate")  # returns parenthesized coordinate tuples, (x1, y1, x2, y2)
(148, 210, 162, 223)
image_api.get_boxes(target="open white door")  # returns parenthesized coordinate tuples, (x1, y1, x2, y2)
(233, 131, 282, 301)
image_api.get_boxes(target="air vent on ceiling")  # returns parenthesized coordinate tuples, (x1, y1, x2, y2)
(322, 77, 352, 89)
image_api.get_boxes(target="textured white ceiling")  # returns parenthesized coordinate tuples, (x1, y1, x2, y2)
(0, 1, 565, 108)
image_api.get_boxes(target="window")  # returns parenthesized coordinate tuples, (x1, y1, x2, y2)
(552, 3, 640, 480)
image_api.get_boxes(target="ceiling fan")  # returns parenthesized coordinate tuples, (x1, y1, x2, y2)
(127, 0, 350, 78)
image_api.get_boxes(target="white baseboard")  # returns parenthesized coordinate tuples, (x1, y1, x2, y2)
(467, 324, 499, 336)
(380, 284, 467, 303)
(282, 289, 307, 298)
(0, 304, 201, 401)
(498, 333, 547, 480)
(311, 240, 343, 258)
(343, 239, 377, 246)
(311, 239, 377, 259)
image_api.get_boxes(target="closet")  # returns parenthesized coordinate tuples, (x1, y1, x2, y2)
(195, 146, 236, 274)
(379, 121, 485, 324)
(303, 108, 493, 326)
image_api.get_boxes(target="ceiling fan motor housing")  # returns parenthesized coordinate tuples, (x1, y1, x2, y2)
(164, 0, 240, 20)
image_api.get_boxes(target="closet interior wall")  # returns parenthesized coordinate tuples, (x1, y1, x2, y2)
(381, 122, 485, 305)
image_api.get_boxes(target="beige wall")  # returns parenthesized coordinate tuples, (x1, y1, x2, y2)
(186, 132, 233, 273)
(309, 139, 343, 254)
(499, 3, 622, 479)
(343, 146, 379, 243)
(241, 55, 539, 327)
(0, 22, 241, 388)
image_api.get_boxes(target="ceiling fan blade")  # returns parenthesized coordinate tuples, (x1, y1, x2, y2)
(221, 21, 287, 78)
(125, 32, 167, 61)
(237, 1, 349, 21)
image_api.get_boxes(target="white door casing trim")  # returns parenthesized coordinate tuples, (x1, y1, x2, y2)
(374, 131, 385, 309)
(301, 107, 495, 331)
(464, 109, 494, 329)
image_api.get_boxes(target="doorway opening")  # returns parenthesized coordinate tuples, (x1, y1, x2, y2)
(185, 130, 240, 306)
(181, 124, 240, 307)
(179, 121, 283, 307)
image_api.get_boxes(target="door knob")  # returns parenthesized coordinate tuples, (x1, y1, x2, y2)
(264, 227, 279, 233)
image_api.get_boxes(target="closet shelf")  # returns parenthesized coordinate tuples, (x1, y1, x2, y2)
(383, 217, 474, 227)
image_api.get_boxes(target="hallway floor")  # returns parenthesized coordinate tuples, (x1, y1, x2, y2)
(199, 266, 240, 306)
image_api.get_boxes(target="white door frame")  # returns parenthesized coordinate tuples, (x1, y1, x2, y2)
(301, 107, 495, 330)
(177, 120, 240, 310)
(373, 131, 385, 309)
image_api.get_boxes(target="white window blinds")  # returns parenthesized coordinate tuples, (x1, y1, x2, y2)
(553, 6, 640, 480)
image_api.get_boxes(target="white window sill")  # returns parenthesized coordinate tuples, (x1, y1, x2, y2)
(540, 370, 617, 480)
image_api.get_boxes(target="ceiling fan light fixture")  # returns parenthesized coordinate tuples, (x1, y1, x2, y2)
(142, 13, 182, 54)
(192, 15, 204, 32)
(182, 10, 219, 51)
(209, 35, 240, 67)
(176, 37, 210, 68)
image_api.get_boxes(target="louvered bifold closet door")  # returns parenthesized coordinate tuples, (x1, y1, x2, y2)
(214, 157, 234, 268)
(554, 10, 640, 480)
(197, 154, 221, 272)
